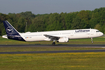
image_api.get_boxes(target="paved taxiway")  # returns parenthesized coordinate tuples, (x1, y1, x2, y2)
(0, 44, 105, 54)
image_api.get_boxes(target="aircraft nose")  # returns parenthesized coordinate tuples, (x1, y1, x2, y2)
(100, 32, 104, 36)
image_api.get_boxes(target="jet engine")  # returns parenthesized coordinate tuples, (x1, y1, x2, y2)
(58, 37, 69, 42)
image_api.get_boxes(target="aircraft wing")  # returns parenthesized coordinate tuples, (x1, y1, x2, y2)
(44, 34, 60, 41)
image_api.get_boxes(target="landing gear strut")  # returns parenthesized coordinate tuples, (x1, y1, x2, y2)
(52, 42, 55, 45)
(91, 38, 93, 43)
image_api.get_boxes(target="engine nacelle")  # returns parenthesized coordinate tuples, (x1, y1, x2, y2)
(58, 37, 69, 42)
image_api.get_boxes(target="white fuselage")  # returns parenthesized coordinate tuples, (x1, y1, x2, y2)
(20, 29, 103, 42)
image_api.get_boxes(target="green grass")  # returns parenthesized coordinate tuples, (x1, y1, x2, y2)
(0, 52, 105, 70)
(0, 36, 105, 52)
(0, 36, 105, 45)
(0, 36, 105, 70)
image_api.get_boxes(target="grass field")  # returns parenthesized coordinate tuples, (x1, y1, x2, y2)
(0, 36, 105, 45)
(0, 36, 105, 52)
(0, 52, 105, 70)
(0, 36, 105, 70)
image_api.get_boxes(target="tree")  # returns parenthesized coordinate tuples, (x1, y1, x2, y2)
(17, 17, 26, 32)
(28, 16, 45, 32)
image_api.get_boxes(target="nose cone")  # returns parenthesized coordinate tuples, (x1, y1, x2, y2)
(100, 32, 104, 36)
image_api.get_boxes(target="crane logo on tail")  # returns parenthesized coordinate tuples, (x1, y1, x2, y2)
(6, 26, 13, 34)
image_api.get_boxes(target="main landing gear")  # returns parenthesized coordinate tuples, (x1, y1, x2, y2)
(52, 42, 55, 45)
(52, 40, 56, 45)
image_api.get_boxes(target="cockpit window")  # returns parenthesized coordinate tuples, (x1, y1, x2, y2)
(96, 31, 100, 32)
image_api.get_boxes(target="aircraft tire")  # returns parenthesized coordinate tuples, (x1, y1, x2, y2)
(52, 42, 55, 45)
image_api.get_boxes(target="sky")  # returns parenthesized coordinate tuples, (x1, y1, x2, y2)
(0, 0, 105, 14)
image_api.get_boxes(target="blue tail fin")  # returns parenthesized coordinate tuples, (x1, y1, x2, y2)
(3, 21, 25, 41)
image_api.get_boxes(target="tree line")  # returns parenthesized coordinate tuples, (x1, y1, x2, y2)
(0, 7, 105, 36)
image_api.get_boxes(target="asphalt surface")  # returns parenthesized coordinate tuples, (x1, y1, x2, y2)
(0, 44, 105, 54)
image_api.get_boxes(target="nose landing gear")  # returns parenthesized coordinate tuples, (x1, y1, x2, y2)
(91, 38, 93, 43)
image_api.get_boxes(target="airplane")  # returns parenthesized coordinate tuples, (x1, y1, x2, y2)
(2, 20, 103, 45)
